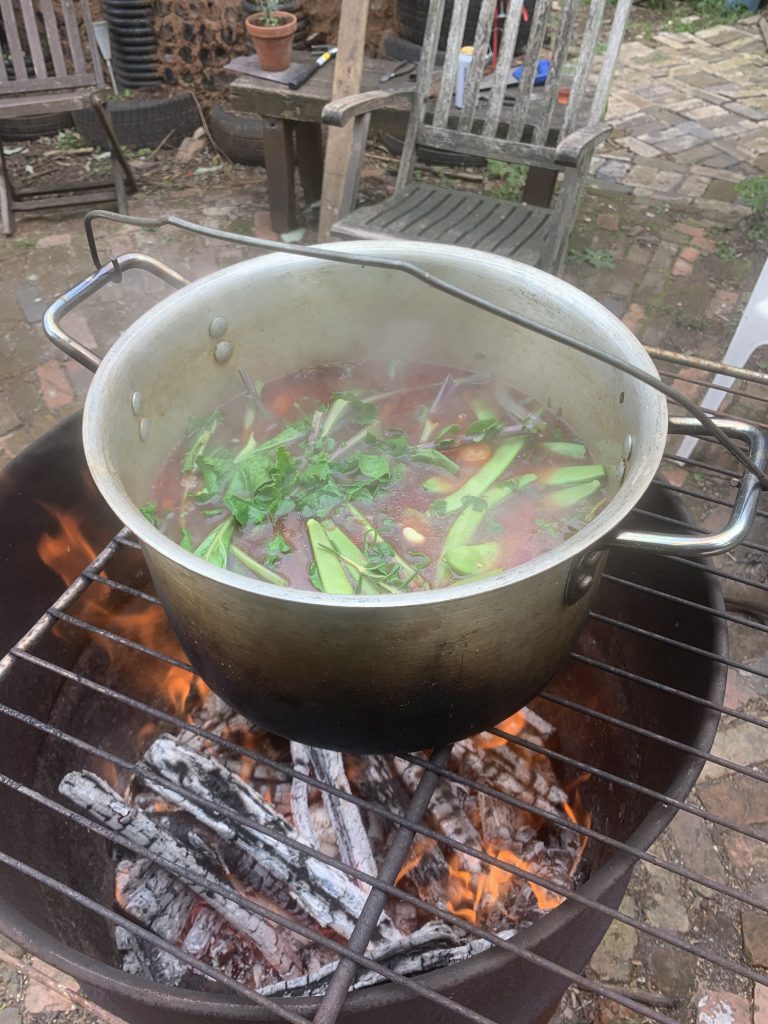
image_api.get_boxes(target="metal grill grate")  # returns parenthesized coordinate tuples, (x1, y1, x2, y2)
(0, 350, 766, 1024)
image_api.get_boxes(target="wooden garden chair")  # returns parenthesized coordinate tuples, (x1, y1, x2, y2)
(0, 0, 136, 235)
(320, 0, 633, 274)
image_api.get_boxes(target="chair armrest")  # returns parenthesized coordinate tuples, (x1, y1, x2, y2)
(322, 87, 415, 128)
(554, 124, 612, 167)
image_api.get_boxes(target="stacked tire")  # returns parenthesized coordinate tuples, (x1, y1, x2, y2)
(103, 0, 161, 90)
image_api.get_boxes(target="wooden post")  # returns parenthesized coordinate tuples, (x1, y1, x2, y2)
(317, 0, 371, 242)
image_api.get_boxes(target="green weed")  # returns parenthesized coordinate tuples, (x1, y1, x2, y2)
(715, 240, 740, 263)
(567, 248, 616, 270)
(485, 160, 526, 202)
(735, 175, 768, 214)
(54, 128, 84, 150)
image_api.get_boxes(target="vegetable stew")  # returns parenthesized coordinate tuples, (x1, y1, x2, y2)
(143, 360, 610, 593)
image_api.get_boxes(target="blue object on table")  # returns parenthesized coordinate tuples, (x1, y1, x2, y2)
(512, 59, 551, 87)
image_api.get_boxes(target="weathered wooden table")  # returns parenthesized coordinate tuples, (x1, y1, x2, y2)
(230, 56, 415, 234)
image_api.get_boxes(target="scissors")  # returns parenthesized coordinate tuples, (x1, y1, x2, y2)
(380, 60, 417, 83)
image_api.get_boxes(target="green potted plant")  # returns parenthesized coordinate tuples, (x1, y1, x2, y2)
(245, 1, 298, 72)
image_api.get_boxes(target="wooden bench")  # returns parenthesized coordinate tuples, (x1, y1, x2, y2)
(0, 0, 136, 235)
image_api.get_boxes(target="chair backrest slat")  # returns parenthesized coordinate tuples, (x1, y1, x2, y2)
(432, 0, 471, 129)
(589, 0, 633, 124)
(1, 0, 29, 80)
(79, 0, 104, 87)
(395, 0, 447, 190)
(531, 0, 578, 144)
(457, 0, 497, 132)
(39, 0, 68, 77)
(60, 0, 87, 74)
(479, 0, 525, 138)
(19, 2, 48, 78)
(505, 0, 552, 141)
(562, 0, 607, 135)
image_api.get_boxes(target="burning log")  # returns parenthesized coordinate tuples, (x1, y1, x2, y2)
(257, 919, 473, 997)
(59, 771, 304, 979)
(308, 747, 377, 886)
(140, 734, 402, 947)
(115, 858, 193, 986)
(289, 742, 316, 845)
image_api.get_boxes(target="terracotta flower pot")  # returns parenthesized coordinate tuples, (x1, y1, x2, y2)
(245, 10, 298, 72)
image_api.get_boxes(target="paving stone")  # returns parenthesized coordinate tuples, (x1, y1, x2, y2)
(722, 829, 768, 876)
(680, 246, 701, 262)
(724, 666, 762, 710)
(666, 812, 727, 888)
(698, 773, 768, 829)
(640, 862, 690, 934)
(755, 984, 768, 1024)
(0, 394, 21, 436)
(35, 360, 74, 412)
(704, 178, 738, 202)
(0, 1009, 22, 1024)
(23, 960, 77, 1015)
(696, 990, 751, 1024)
(589, 896, 638, 983)
(35, 232, 71, 249)
(742, 911, 768, 969)
(672, 258, 694, 277)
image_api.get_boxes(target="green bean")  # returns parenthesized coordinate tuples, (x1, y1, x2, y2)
(437, 472, 537, 582)
(445, 542, 502, 576)
(435, 439, 525, 515)
(231, 545, 289, 587)
(307, 519, 354, 594)
(323, 521, 377, 595)
(541, 441, 586, 460)
(547, 479, 602, 508)
(544, 465, 605, 487)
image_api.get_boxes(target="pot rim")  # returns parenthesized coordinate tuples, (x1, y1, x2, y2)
(82, 240, 669, 608)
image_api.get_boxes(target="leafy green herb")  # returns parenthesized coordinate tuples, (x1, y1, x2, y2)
(535, 517, 560, 539)
(356, 453, 392, 481)
(264, 533, 291, 567)
(140, 501, 160, 527)
(410, 448, 460, 475)
(465, 417, 503, 443)
(194, 518, 235, 568)
(180, 527, 195, 551)
(182, 412, 222, 473)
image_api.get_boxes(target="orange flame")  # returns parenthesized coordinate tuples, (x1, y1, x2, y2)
(474, 712, 526, 750)
(36, 505, 206, 721)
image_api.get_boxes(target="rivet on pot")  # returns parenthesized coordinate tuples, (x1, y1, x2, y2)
(622, 434, 633, 460)
(131, 391, 143, 416)
(209, 316, 228, 339)
(214, 340, 233, 364)
(138, 417, 150, 441)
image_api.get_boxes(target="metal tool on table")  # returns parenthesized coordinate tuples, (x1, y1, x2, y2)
(379, 60, 418, 83)
(287, 45, 337, 90)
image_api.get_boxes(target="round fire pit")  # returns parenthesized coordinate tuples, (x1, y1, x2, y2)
(0, 416, 724, 1024)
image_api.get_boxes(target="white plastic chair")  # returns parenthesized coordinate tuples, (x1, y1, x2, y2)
(677, 257, 768, 462)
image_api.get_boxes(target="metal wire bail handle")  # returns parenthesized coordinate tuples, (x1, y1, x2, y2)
(41, 218, 768, 574)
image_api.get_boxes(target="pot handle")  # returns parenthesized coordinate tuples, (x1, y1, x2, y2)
(612, 415, 767, 556)
(42, 253, 190, 373)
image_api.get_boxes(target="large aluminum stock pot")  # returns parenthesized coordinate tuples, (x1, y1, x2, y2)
(44, 241, 766, 752)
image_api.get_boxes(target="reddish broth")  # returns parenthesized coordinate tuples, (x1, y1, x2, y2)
(146, 360, 609, 594)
